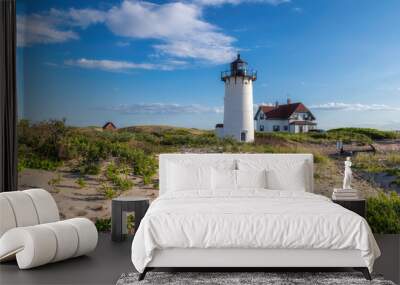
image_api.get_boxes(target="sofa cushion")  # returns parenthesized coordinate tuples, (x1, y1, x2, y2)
(24, 189, 59, 224)
(0, 218, 97, 269)
(42, 221, 79, 262)
(0, 189, 59, 238)
(0, 196, 16, 237)
(0, 192, 39, 227)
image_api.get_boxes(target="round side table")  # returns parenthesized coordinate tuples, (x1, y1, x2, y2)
(111, 197, 149, 242)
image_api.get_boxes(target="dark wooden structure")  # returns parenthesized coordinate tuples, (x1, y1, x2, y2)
(102, 121, 117, 131)
(111, 197, 149, 242)
(332, 199, 366, 218)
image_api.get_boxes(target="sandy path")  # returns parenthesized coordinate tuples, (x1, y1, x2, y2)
(18, 168, 159, 221)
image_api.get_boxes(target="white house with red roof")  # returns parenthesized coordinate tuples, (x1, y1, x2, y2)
(254, 99, 317, 133)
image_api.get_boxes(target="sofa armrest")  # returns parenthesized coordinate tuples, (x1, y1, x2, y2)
(0, 217, 98, 269)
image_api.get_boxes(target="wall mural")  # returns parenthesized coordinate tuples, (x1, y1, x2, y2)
(17, 0, 400, 233)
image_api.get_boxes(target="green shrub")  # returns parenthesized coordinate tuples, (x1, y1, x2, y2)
(387, 153, 400, 166)
(18, 119, 68, 160)
(105, 163, 119, 178)
(353, 153, 400, 179)
(111, 146, 157, 185)
(133, 132, 160, 145)
(17, 161, 25, 172)
(75, 177, 86, 188)
(255, 128, 399, 145)
(353, 153, 383, 173)
(133, 153, 157, 185)
(79, 162, 101, 175)
(48, 173, 62, 187)
(392, 178, 400, 187)
(105, 163, 134, 190)
(256, 132, 325, 144)
(95, 218, 111, 232)
(328, 128, 398, 142)
(102, 184, 118, 199)
(313, 152, 329, 164)
(19, 155, 61, 171)
(366, 192, 400, 234)
(387, 168, 400, 177)
(127, 214, 135, 234)
(114, 177, 133, 191)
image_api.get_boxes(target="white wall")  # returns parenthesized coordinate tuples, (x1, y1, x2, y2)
(289, 124, 315, 133)
(223, 77, 254, 142)
(255, 110, 316, 133)
(256, 117, 289, 133)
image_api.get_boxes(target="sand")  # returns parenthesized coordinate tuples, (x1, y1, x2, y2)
(18, 167, 159, 221)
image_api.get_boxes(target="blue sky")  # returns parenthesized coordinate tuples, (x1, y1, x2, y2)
(17, 0, 400, 130)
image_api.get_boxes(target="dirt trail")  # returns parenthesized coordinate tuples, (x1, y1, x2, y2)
(18, 168, 159, 221)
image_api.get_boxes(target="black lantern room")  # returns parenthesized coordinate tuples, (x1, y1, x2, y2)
(221, 54, 257, 82)
(230, 54, 247, 76)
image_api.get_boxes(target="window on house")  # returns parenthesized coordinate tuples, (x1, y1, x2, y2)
(260, 114, 264, 120)
(273, 125, 280, 132)
(260, 125, 264, 131)
(284, 126, 288, 131)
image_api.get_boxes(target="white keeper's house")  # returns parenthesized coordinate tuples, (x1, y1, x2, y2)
(254, 99, 317, 133)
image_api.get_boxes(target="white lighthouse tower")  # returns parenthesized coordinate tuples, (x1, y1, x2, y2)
(217, 54, 257, 142)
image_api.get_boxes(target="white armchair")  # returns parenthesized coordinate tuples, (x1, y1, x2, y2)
(0, 189, 98, 269)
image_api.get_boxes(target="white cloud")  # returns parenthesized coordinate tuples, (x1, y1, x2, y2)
(194, 0, 290, 7)
(17, 0, 288, 63)
(103, 103, 223, 114)
(62, 8, 106, 28)
(65, 58, 156, 71)
(17, 8, 108, 47)
(18, 1, 236, 64)
(105, 1, 236, 64)
(17, 14, 78, 47)
(310, 102, 400, 112)
(65, 58, 186, 72)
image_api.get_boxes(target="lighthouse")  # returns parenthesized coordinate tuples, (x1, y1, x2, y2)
(216, 54, 257, 142)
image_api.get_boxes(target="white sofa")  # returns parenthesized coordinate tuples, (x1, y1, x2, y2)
(0, 189, 98, 269)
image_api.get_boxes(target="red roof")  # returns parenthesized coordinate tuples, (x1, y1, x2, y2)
(260, 106, 276, 113)
(102, 122, 117, 129)
(256, 103, 315, 120)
